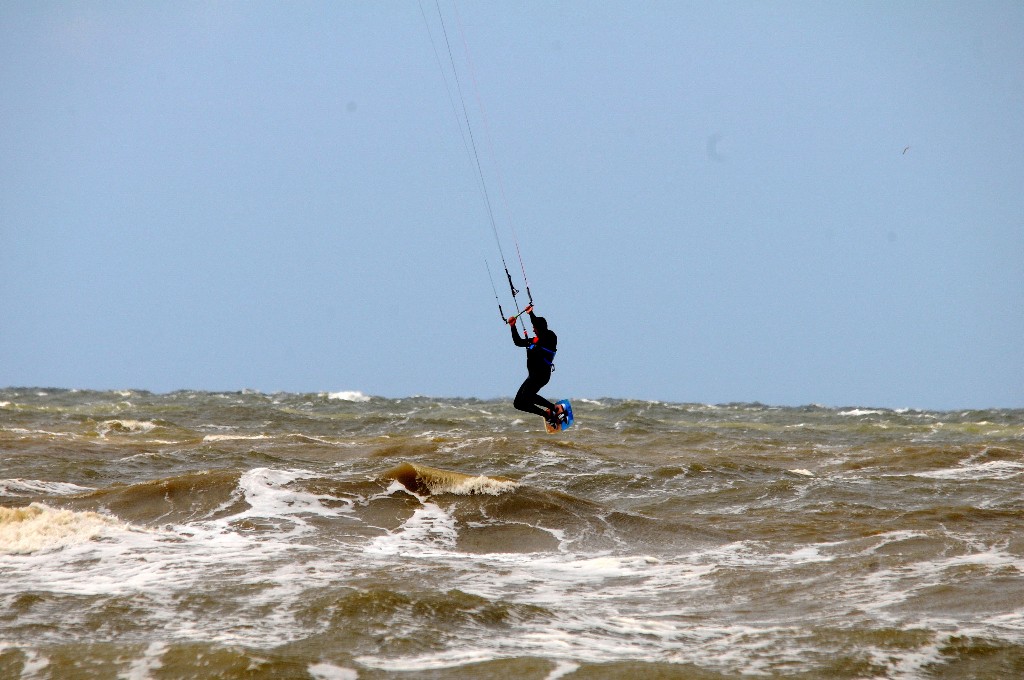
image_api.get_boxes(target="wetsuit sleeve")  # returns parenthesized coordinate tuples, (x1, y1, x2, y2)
(511, 322, 530, 347)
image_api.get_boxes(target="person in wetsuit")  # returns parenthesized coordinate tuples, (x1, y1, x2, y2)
(508, 305, 563, 428)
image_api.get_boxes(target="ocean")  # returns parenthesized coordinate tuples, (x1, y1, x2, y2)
(1, 388, 1022, 679)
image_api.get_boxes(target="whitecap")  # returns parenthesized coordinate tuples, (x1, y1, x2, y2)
(384, 462, 519, 496)
(0, 503, 133, 554)
(0, 479, 94, 498)
(202, 434, 271, 443)
(324, 391, 371, 402)
(97, 419, 157, 438)
(915, 460, 1024, 481)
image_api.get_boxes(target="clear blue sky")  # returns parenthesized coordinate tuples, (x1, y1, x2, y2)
(2, 1, 1022, 409)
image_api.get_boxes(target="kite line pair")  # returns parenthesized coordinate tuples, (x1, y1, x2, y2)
(419, 0, 537, 337)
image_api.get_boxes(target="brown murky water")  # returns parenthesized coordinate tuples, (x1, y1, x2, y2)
(2, 389, 1022, 678)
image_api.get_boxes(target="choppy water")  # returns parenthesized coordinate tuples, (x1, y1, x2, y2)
(1, 388, 1022, 679)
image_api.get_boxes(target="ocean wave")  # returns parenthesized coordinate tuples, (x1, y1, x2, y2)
(0, 479, 94, 498)
(0, 503, 130, 554)
(75, 470, 244, 525)
(383, 462, 519, 497)
(97, 419, 158, 437)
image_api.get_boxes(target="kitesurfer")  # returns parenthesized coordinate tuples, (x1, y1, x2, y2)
(509, 305, 563, 428)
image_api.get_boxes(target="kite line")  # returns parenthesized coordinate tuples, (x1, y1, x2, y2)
(420, 0, 535, 333)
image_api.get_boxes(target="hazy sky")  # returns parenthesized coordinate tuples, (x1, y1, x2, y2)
(2, 1, 1022, 409)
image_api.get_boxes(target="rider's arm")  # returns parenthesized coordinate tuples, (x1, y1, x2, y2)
(509, 317, 530, 347)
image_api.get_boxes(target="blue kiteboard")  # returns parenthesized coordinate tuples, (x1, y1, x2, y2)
(545, 399, 574, 433)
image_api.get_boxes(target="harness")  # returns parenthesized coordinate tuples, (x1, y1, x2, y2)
(528, 338, 556, 369)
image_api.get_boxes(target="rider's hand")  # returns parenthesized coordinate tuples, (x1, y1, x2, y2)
(524, 305, 534, 314)
(507, 316, 517, 326)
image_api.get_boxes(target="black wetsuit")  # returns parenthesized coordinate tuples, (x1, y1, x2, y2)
(511, 311, 557, 419)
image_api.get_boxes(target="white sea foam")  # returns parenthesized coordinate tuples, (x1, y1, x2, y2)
(120, 641, 167, 680)
(288, 433, 338, 445)
(365, 495, 457, 556)
(356, 613, 795, 675)
(833, 532, 1024, 631)
(324, 391, 371, 402)
(18, 648, 49, 678)
(227, 467, 353, 530)
(2, 521, 310, 646)
(693, 541, 833, 569)
(914, 460, 1024, 480)
(357, 648, 496, 672)
(545, 660, 581, 679)
(202, 434, 271, 442)
(867, 637, 946, 680)
(839, 408, 885, 416)
(357, 525, 1003, 676)
(0, 469, 365, 649)
(436, 436, 495, 454)
(987, 609, 1024, 634)
(307, 663, 359, 680)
